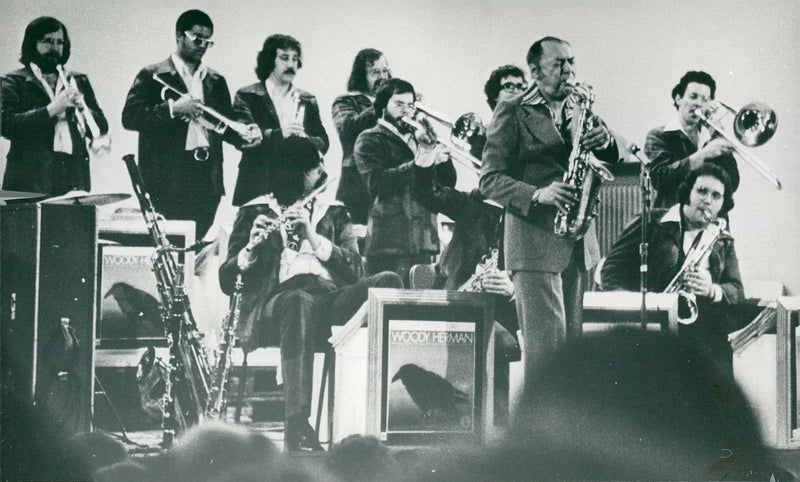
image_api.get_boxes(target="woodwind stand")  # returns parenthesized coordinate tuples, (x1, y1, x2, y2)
(627, 143, 653, 330)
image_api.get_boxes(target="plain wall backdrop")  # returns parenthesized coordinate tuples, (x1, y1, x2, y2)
(1, 0, 798, 294)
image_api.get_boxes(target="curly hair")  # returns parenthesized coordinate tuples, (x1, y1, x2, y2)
(677, 162, 734, 215)
(255, 34, 302, 82)
(671, 71, 715, 109)
(175, 9, 213, 34)
(346, 48, 384, 93)
(270, 136, 322, 206)
(484, 64, 525, 110)
(20, 17, 70, 66)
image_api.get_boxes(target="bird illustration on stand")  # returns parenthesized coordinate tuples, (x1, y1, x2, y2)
(391, 363, 470, 423)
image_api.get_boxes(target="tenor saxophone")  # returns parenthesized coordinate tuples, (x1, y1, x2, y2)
(554, 82, 614, 240)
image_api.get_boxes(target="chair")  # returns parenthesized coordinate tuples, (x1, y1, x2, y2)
(409, 263, 439, 290)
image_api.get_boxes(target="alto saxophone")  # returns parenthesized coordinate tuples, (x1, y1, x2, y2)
(554, 82, 614, 240)
(664, 219, 726, 325)
(458, 249, 499, 292)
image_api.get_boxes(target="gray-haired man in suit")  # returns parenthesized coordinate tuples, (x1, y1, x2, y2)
(480, 36, 624, 385)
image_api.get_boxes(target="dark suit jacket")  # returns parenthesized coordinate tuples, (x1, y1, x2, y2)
(479, 94, 623, 273)
(355, 123, 455, 257)
(218, 203, 362, 348)
(645, 126, 739, 208)
(1, 66, 108, 195)
(121, 57, 238, 198)
(600, 207, 744, 304)
(231, 82, 329, 206)
(331, 93, 376, 222)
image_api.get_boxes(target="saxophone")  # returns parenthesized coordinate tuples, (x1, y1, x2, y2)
(122, 155, 213, 446)
(554, 82, 614, 240)
(458, 249, 499, 292)
(664, 219, 726, 325)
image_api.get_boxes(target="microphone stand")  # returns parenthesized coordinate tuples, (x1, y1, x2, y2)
(627, 143, 653, 330)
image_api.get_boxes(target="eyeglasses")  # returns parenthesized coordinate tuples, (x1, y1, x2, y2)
(501, 82, 527, 92)
(183, 31, 214, 48)
(391, 100, 416, 111)
(38, 38, 65, 48)
(368, 68, 391, 77)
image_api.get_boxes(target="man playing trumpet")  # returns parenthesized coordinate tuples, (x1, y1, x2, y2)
(122, 9, 259, 240)
(231, 34, 329, 207)
(1, 16, 109, 198)
(601, 163, 744, 374)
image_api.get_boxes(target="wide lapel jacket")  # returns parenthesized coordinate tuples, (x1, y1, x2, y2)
(231, 81, 329, 206)
(481, 94, 621, 273)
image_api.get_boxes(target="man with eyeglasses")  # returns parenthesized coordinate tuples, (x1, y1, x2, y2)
(230, 34, 329, 207)
(122, 9, 259, 240)
(480, 37, 624, 389)
(484, 64, 527, 114)
(331, 48, 391, 225)
(1, 16, 108, 197)
(645, 71, 738, 209)
(354, 78, 454, 283)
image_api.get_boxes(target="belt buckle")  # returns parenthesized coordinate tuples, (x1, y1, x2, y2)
(193, 147, 210, 161)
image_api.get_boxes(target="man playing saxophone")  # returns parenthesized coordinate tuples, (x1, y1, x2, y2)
(479, 36, 623, 387)
(601, 163, 744, 375)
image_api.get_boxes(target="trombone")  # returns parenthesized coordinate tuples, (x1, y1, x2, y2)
(56, 65, 111, 154)
(694, 100, 781, 189)
(401, 102, 486, 174)
(152, 74, 260, 143)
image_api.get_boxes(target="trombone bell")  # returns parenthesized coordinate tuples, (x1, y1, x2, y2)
(734, 101, 777, 147)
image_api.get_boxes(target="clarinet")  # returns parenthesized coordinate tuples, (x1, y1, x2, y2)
(122, 154, 213, 447)
(205, 275, 242, 419)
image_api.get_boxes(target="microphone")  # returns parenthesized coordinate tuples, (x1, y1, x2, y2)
(627, 142, 652, 166)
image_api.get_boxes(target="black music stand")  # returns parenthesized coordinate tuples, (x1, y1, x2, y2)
(627, 143, 654, 329)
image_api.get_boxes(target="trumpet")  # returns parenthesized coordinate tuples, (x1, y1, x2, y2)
(56, 65, 111, 154)
(663, 218, 725, 324)
(401, 102, 485, 174)
(152, 73, 260, 144)
(694, 99, 781, 189)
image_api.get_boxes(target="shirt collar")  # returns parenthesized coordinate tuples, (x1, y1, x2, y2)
(659, 203, 683, 226)
(663, 113, 709, 139)
(265, 77, 295, 99)
(170, 53, 207, 81)
(521, 83, 577, 110)
(348, 91, 375, 102)
(378, 118, 413, 143)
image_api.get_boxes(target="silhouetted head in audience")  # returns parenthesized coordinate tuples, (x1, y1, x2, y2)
(69, 431, 129, 476)
(328, 434, 399, 481)
(505, 328, 771, 480)
(154, 421, 277, 481)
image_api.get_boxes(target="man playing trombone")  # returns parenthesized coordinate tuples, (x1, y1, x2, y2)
(601, 164, 744, 375)
(122, 9, 260, 240)
(230, 34, 329, 207)
(354, 78, 455, 284)
(1, 16, 108, 198)
(646, 71, 739, 210)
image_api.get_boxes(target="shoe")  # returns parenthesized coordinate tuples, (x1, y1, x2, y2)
(285, 416, 324, 452)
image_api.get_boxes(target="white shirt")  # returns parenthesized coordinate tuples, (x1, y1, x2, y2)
(30, 63, 72, 154)
(265, 78, 300, 130)
(171, 53, 210, 151)
(663, 114, 711, 149)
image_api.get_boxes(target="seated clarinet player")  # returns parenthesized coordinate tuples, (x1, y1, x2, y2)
(218, 137, 402, 452)
(600, 163, 744, 375)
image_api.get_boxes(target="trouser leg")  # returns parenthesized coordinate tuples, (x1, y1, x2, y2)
(272, 289, 316, 419)
(512, 270, 565, 386)
(561, 259, 587, 340)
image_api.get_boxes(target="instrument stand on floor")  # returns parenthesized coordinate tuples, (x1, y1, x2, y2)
(93, 375, 150, 450)
(627, 143, 654, 330)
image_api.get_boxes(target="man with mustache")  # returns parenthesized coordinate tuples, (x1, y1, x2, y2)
(355, 78, 455, 284)
(479, 36, 624, 387)
(645, 71, 738, 210)
(601, 163, 744, 375)
(231, 34, 329, 207)
(122, 10, 258, 240)
(332, 48, 391, 225)
(1, 16, 108, 197)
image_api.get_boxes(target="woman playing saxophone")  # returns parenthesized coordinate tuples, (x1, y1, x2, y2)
(601, 163, 744, 375)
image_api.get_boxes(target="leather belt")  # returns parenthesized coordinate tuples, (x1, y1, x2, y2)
(188, 147, 209, 161)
